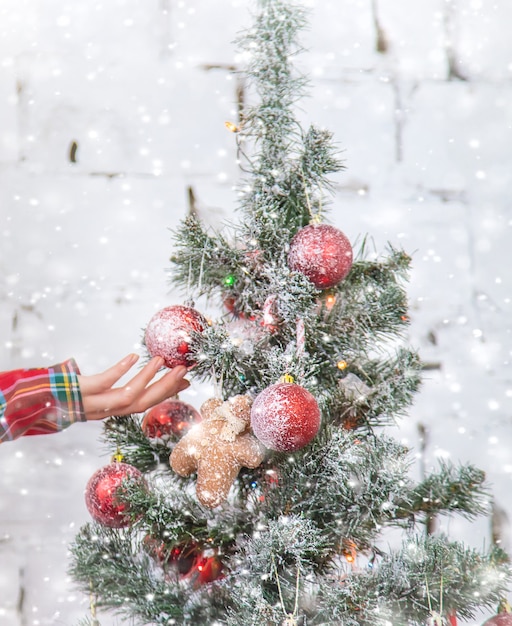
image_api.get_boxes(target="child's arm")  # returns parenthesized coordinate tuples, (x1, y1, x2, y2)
(0, 358, 85, 441)
(0, 355, 189, 443)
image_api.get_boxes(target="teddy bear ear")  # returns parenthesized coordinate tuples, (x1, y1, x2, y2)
(200, 397, 223, 419)
(228, 394, 253, 421)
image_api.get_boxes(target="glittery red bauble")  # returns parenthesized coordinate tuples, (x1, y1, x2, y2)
(185, 554, 223, 588)
(144, 305, 207, 368)
(482, 615, 512, 626)
(142, 399, 201, 439)
(85, 462, 145, 528)
(250, 383, 321, 451)
(287, 223, 353, 289)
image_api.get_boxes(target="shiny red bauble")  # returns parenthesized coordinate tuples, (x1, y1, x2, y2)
(142, 536, 222, 587)
(185, 554, 223, 588)
(287, 223, 353, 289)
(142, 399, 201, 439)
(144, 305, 207, 368)
(482, 614, 512, 626)
(85, 462, 145, 528)
(250, 382, 321, 451)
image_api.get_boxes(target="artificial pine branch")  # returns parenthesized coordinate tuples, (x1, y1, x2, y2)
(170, 215, 242, 297)
(408, 461, 489, 519)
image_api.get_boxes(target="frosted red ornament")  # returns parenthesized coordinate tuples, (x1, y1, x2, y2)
(142, 399, 201, 439)
(482, 614, 512, 626)
(287, 223, 353, 289)
(250, 382, 321, 451)
(144, 305, 207, 368)
(85, 462, 145, 528)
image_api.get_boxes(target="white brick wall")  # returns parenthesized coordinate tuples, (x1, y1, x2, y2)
(1, 1, 511, 624)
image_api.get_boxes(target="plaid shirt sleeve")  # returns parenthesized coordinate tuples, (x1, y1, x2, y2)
(0, 359, 86, 443)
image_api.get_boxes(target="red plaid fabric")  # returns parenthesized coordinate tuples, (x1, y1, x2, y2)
(0, 359, 86, 443)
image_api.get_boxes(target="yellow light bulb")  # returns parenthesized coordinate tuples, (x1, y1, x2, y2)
(225, 121, 240, 133)
(326, 293, 336, 309)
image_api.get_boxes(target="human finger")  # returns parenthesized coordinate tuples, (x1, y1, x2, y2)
(77, 353, 140, 395)
(82, 363, 189, 420)
(114, 356, 168, 398)
(124, 367, 191, 413)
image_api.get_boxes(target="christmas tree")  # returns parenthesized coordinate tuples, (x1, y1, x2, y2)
(70, 1, 511, 624)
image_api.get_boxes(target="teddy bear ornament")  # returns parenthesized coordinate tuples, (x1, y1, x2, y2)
(169, 394, 266, 508)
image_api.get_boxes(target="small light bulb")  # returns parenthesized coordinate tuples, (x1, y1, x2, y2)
(326, 294, 336, 308)
(224, 121, 240, 132)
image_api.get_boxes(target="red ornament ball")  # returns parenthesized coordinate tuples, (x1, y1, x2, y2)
(287, 223, 353, 289)
(144, 305, 207, 368)
(172, 545, 201, 576)
(250, 383, 321, 451)
(142, 399, 201, 439)
(482, 615, 512, 626)
(143, 536, 198, 574)
(85, 462, 145, 528)
(185, 554, 223, 588)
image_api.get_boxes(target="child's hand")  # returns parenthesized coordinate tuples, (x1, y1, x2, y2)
(77, 354, 190, 420)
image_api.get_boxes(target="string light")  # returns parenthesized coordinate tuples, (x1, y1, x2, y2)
(341, 540, 357, 564)
(225, 121, 240, 132)
(337, 360, 348, 371)
(223, 274, 236, 287)
(325, 293, 337, 309)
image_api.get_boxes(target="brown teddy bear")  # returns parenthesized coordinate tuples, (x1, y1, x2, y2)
(169, 394, 266, 508)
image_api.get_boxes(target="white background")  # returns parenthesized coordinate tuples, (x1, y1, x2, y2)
(0, 1, 511, 624)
